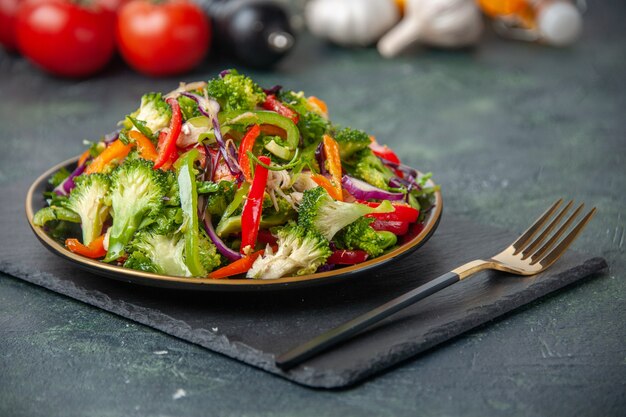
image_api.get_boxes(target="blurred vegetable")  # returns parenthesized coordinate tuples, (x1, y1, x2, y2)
(378, 0, 483, 58)
(200, 0, 296, 68)
(305, 0, 400, 47)
(116, 0, 210, 76)
(16, 0, 116, 77)
(0, 0, 18, 51)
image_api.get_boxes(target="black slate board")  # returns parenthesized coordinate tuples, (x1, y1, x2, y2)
(0, 179, 607, 388)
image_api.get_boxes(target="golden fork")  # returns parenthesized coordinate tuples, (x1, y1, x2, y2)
(276, 199, 596, 370)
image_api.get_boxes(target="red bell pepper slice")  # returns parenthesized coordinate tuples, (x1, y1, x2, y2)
(208, 250, 264, 279)
(327, 249, 369, 265)
(361, 201, 419, 223)
(65, 235, 107, 259)
(262, 95, 299, 124)
(370, 219, 410, 235)
(240, 155, 270, 254)
(257, 229, 277, 246)
(369, 140, 401, 164)
(154, 97, 182, 169)
(238, 124, 261, 183)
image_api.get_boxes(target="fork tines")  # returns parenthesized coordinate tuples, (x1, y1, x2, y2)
(513, 199, 596, 266)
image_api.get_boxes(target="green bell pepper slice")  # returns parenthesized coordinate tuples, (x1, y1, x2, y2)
(175, 149, 205, 277)
(220, 110, 300, 157)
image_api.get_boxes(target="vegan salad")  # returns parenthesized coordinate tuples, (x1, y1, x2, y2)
(33, 70, 438, 280)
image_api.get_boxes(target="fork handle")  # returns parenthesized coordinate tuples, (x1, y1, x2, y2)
(276, 271, 463, 371)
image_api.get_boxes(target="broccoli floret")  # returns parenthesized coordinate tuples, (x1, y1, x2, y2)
(298, 112, 330, 147)
(205, 70, 266, 112)
(64, 173, 111, 246)
(198, 232, 222, 273)
(204, 180, 236, 217)
(122, 252, 159, 274)
(124, 228, 191, 277)
(278, 90, 330, 146)
(334, 127, 371, 159)
(105, 159, 168, 262)
(128, 92, 171, 133)
(177, 95, 202, 121)
(297, 187, 394, 240)
(247, 223, 331, 279)
(334, 217, 397, 257)
(150, 207, 183, 235)
(348, 148, 395, 190)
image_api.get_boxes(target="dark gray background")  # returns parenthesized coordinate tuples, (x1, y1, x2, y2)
(1, 0, 625, 415)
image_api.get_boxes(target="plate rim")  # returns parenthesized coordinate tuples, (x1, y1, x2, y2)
(25, 155, 443, 291)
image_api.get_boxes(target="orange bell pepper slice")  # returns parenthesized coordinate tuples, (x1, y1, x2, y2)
(208, 250, 264, 279)
(311, 173, 343, 201)
(77, 149, 91, 166)
(322, 134, 343, 199)
(65, 234, 107, 259)
(85, 139, 132, 174)
(308, 96, 328, 116)
(129, 130, 158, 162)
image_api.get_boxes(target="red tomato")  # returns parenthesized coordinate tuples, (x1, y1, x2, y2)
(116, 0, 210, 77)
(16, 0, 115, 77)
(0, 0, 19, 51)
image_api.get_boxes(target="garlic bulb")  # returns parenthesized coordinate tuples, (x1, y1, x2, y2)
(378, 0, 483, 57)
(305, 0, 401, 47)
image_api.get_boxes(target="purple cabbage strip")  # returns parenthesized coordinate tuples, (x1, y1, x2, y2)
(315, 142, 327, 175)
(341, 175, 405, 201)
(201, 209, 242, 262)
(181, 92, 243, 181)
(317, 263, 336, 273)
(103, 129, 120, 145)
(380, 158, 419, 181)
(263, 85, 282, 95)
(54, 163, 86, 196)
(219, 69, 231, 78)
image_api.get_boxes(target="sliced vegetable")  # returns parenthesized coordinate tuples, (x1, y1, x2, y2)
(65, 235, 107, 259)
(327, 249, 368, 265)
(208, 250, 264, 279)
(54, 164, 87, 196)
(262, 94, 299, 124)
(323, 135, 343, 199)
(369, 140, 401, 164)
(85, 139, 132, 174)
(361, 201, 420, 223)
(222, 110, 299, 158)
(240, 155, 270, 253)
(311, 173, 343, 201)
(175, 149, 204, 276)
(129, 130, 158, 162)
(77, 149, 91, 166)
(341, 175, 404, 201)
(237, 124, 261, 182)
(307, 96, 328, 117)
(370, 219, 410, 235)
(201, 211, 242, 261)
(154, 97, 182, 169)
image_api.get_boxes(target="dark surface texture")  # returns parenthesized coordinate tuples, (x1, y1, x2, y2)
(1, 0, 625, 415)
(3, 174, 607, 387)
